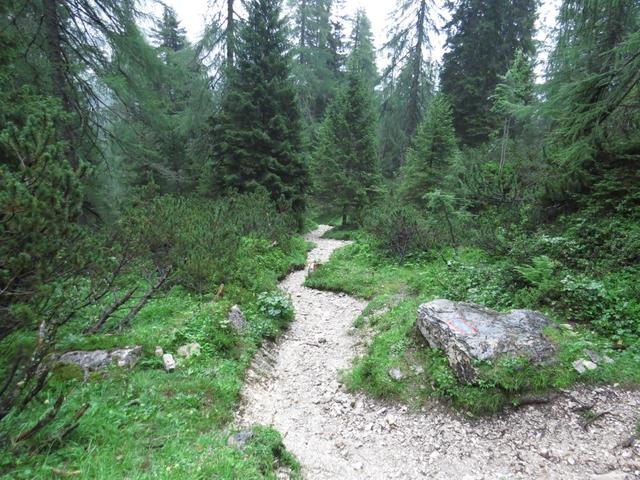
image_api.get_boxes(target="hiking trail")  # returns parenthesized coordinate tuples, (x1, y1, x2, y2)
(235, 225, 640, 480)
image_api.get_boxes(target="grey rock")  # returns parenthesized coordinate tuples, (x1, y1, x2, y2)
(585, 349, 603, 363)
(229, 305, 248, 331)
(227, 429, 254, 450)
(162, 353, 176, 372)
(590, 473, 631, 480)
(388, 367, 405, 381)
(177, 342, 201, 358)
(417, 299, 557, 383)
(573, 358, 598, 374)
(110, 346, 142, 368)
(58, 346, 142, 371)
(155, 346, 164, 357)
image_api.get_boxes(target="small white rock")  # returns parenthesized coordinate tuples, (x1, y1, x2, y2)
(163, 353, 176, 372)
(573, 358, 598, 374)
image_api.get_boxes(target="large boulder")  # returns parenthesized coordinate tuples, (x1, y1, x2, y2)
(417, 299, 557, 383)
(58, 346, 142, 371)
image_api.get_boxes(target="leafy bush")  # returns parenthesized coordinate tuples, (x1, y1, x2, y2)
(364, 203, 431, 261)
(0, 101, 86, 336)
(250, 291, 294, 339)
(121, 190, 298, 292)
(173, 302, 241, 358)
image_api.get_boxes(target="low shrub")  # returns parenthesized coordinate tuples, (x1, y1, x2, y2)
(364, 204, 431, 261)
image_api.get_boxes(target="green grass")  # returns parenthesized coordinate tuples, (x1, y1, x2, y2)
(306, 238, 640, 415)
(0, 237, 309, 479)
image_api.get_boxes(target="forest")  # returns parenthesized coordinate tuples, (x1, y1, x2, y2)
(0, 0, 639, 478)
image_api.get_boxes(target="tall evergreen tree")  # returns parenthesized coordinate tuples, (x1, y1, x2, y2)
(314, 68, 380, 224)
(288, 0, 341, 124)
(206, 0, 308, 222)
(543, 0, 640, 198)
(491, 49, 536, 173)
(153, 6, 187, 52)
(384, 0, 437, 140)
(440, 0, 537, 146)
(399, 94, 458, 206)
(349, 9, 378, 87)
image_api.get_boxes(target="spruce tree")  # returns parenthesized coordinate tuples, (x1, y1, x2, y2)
(207, 0, 308, 222)
(349, 9, 378, 88)
(440, 0, 537, 146)
(544, 0, 640, 198)
(153, 6, 187, 52)
(399, 94, 458, 206)
(491, 50, 536, 173)
(288, 0, 340, 124)
(384, 0, 436, 140)
(314, 68, 380, 225)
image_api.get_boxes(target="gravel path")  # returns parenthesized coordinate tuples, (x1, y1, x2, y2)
(236, 225, 640, 480)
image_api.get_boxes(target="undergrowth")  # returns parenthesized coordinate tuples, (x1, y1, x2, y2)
(305, 237, 640, 415)
(0, 237, 308, 479)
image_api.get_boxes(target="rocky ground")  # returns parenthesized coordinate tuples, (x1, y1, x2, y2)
(235, 225, 640, 480)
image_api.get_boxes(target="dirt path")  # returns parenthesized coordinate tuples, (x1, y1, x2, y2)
(236, 226, 640, 480)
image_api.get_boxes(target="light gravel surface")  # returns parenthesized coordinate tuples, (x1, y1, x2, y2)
(235, 225, 640, 480)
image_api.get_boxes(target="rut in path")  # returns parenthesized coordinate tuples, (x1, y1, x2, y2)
(235, 225, 640, 480)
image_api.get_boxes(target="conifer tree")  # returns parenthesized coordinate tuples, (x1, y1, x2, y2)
(384, 0, 436, 139)
(314, 68, 380, 225)
(399, 94, 458, 206)
(207, 0, 308, 223)
(349, 9, 378, 88)
(544, 0, 640, 197)
(288, 0, 340, 124)
(440, 0, 537, 146)
(491, 49, 536, 172)
(153, 6, 187, 52)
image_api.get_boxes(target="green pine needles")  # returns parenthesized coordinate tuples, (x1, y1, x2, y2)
(206, 0, 309, 227)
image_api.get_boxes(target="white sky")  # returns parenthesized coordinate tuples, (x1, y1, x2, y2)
(162, 0, 561, 73)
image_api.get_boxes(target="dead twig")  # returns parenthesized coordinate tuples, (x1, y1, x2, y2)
(51, 403, 90, 443)
(581, 411, 610, 430)
(516, 393, 559, 408)
(14, 395, 65, 443)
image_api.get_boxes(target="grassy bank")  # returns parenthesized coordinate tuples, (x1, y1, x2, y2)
(305, 239, 640, 415)
(0, 237, 309, 479)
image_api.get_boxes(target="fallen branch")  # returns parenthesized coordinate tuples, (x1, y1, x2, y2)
(84, 286, 139, 334)
(581, 411, 610, 430)
(51, 403, 90, 443)
(116, 269, 170, 330)
(51, 468, 81, 477)
(14, 395, 64, 443)
(516, 393, 559, 408)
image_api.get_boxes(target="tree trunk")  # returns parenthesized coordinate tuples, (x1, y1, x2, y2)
(499, 118, 510, 174)
(43, 0, 77, 169)
(299, 0, 307, 64)
(226, 0, 234, 67)
(406, 0, 428, 149)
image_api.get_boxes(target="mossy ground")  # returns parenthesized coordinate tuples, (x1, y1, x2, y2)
(305, 240, 640, 415)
